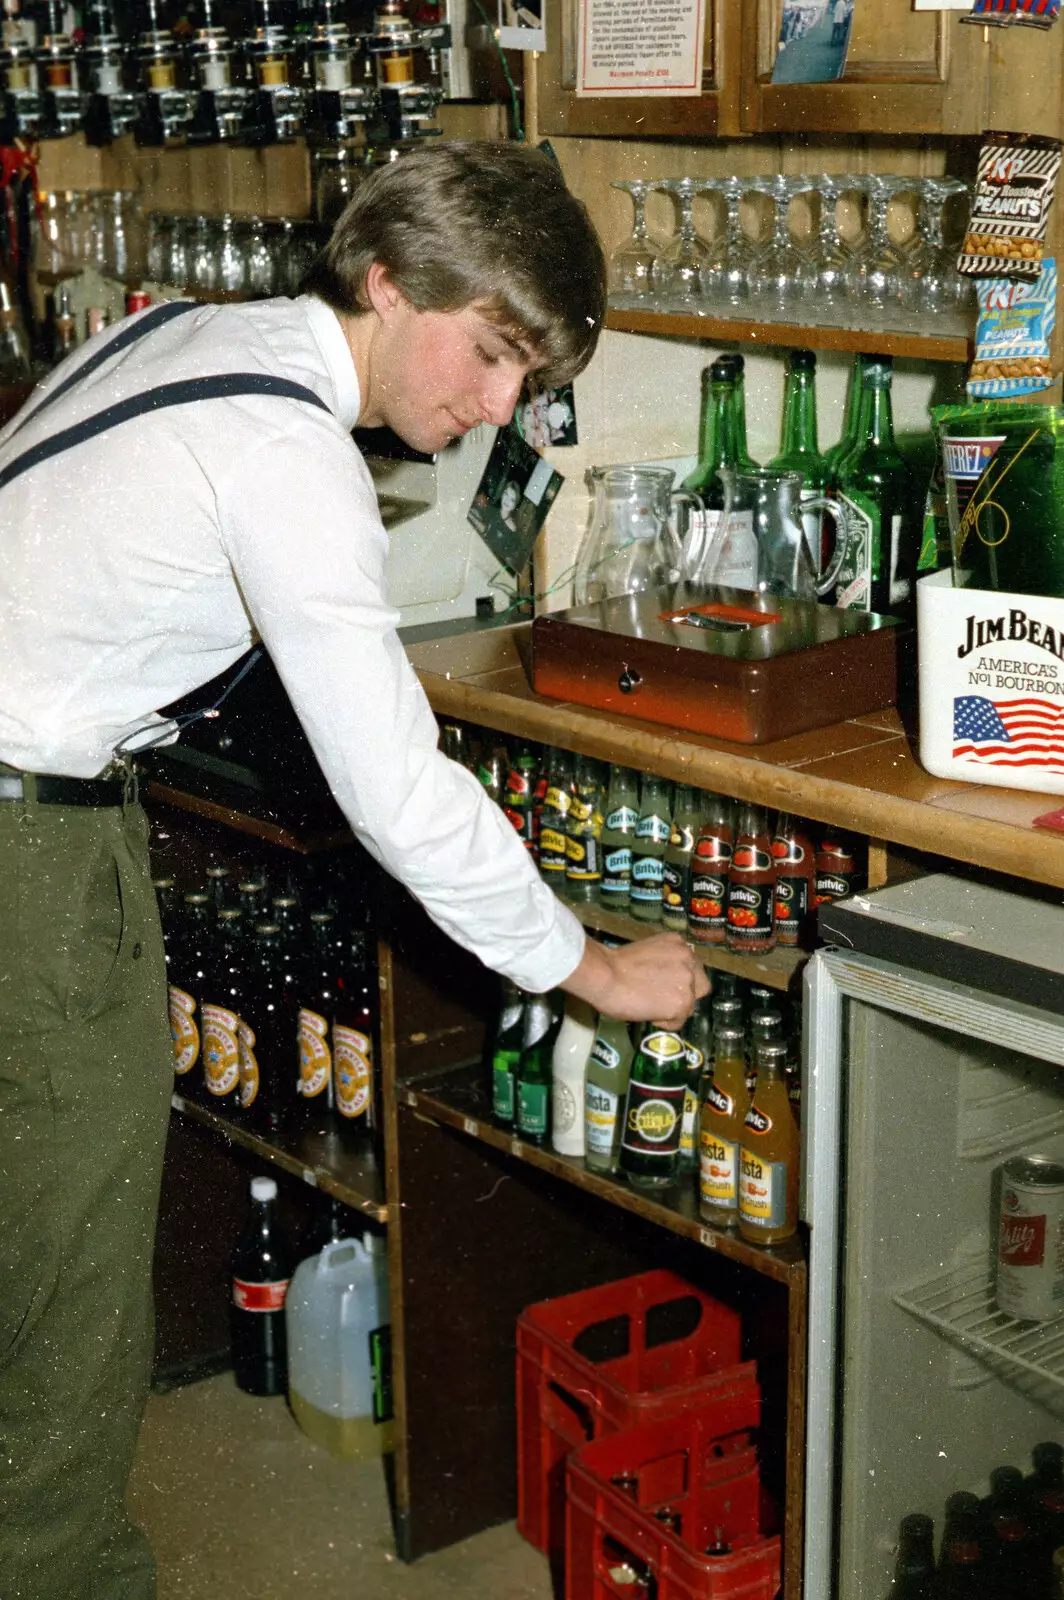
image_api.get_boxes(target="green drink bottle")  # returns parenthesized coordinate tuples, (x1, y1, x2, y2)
(490, 979, 525, 1127)
(566, 755, 605, 903)
(731, 353, 759, 473)
(662, 784, 700, 934)
(516, 992, 554, 1146)
(679, 993, 713, 1170)
(835, 357, 916, 616)
(538, 749, 573, 888)
(768, 348, 833, 569)
(619, 1025, 688, 1191)
(584, 1014, 635, 1174)
(823, 353, 870, 481)
(630, 775, 671, 924)
(600, 765, 639, 908)
(682, 356, 757, 587)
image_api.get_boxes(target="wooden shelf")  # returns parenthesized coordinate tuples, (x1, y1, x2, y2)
(170, 1091, 389, 1222)
(605, 306, 972, 364)
(563, 894, 806, 990)
(399, 1063, 806, 1287)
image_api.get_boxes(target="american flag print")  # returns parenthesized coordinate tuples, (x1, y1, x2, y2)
(953, 695, 1064, 772)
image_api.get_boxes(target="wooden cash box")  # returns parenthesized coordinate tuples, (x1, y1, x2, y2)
(530, 584, 904, 746)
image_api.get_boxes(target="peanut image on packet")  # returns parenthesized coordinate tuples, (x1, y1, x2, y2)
(968, 259, 1057, 399)
(958, 130, 1063, 283)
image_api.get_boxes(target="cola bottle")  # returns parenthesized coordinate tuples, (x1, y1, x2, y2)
(230, 1175, 293, 1396)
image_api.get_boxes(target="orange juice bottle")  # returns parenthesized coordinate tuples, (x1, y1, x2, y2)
(698, 1024, 749, 1229)
(738, 1039, 799, 1245)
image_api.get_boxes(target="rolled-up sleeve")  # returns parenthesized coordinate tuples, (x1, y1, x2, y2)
(217, 421, 586, 993)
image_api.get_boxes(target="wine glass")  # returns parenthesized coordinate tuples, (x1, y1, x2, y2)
(699, 177, 754, 313)
(844, 176, 908, 329)
(650, 178, 710, 309)
(748, 176, 815, 322)
(808, 175, 853, 327)
(608, 180, 659, 306)
(905, 177, 973, 332)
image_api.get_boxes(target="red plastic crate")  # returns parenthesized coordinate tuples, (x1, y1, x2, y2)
(516, 1270, 759, 1562)
(566, 1406, 781, 1600)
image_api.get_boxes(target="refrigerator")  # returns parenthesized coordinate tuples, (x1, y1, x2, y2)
(803, 872, 1064, 1599)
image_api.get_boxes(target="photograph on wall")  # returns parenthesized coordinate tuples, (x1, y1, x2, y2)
(498, 0, 545, 52)
(771, 0, 856, 83)
(517, 383, 578, 451)
(468, 423, 563, 575)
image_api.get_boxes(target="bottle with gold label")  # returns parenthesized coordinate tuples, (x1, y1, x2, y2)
(566, 756, 605, 903)
(662, 785, 700, 934)
(295, 911, 341, 1136)
(679, 993, 712, 1170)
(333, 927, 377, 1150)
(738, 1039, 799, 1245)
(619, 1025, 687, 1190)
(200, 906, 245, 1116)
(169, 890, 211, 1097)
(538, 748, 573, 888)
(699, 1024, 748, 1228)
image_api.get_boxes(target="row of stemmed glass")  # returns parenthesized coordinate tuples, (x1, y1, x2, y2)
(610, 174, 973, 334)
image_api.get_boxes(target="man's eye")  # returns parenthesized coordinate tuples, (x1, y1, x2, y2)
(475, 344, 501, 366)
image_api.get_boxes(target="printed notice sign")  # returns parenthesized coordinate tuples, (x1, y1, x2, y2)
(577, 0, 706, 97)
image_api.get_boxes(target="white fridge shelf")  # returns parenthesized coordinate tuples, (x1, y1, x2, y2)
(894, 1255, 1064, 1393)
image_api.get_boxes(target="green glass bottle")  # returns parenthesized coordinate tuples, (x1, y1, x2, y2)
(679, 993, 713, 1170)
(600, 765, 639, 908)
(835, 357, 916, 616)
(538, 748, 573, 888)
(768, 349, 833, 569)
(490, 979, 525, 1127)
(731, 353, 759, 473)
(682, 357, 758, 588)
(566, 755, 604, 903)
(619, 1025, 688, 1191)
(661, 784, 700, 934)
(516, 992, 554, 1146)
(823, 352, 872, 482)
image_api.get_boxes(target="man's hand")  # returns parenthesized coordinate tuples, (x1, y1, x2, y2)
(560, 933, 710, 1031)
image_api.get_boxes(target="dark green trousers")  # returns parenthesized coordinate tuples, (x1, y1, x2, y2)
(0, 791, 173, 1600)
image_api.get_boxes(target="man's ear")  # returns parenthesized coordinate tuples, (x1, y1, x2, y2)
(363, 262, 406, 320)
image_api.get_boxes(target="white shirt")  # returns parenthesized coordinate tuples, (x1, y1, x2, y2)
(0, 294, 585, 994)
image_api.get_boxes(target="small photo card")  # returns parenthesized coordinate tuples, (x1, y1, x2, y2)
(498, 0, 545, 51)
(772, 0, 855, 84)
(468, 423, 564, 575)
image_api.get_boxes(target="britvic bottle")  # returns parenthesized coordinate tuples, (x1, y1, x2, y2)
(699, 1023, 748, 1229)
(490, 978, 525, 1127)
(886, 1513, 936, 1600)
(600, 764, 639, 908)
(503, 742, 539, 854)
(689, 794, 732, 945)
(835, 356, 915, 615)
(631, 776, 671, 924)
(662, 785, 700, 934)
(516, 993, 554, 1146)
(619, 1025, 687, 1191)
(738, 1039, 799, 1245)
(200, 906, 245, 1114)
(726, 804, 776, 955)
(230, 1175, 292, 1396)
(169, 891, 211, 1094)
(538, 749, 573, 888)
(584, 1014, 634, 1175)
(772, 813, 815, 949)
(566, 756, 604, 903)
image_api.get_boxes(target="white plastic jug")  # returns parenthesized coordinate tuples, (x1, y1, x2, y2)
(285, 1235, 393, 1460)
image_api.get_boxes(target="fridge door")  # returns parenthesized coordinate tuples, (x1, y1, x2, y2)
(804, 876, 1064, 1600)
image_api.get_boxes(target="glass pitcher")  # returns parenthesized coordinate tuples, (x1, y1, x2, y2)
(573, 465, 699, 606)
(701, 468, 847, 601)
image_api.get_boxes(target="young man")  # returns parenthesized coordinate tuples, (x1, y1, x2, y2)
(0, 141, 707, 1599)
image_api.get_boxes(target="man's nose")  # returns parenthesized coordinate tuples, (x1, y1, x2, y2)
(478, 367, 527, 428)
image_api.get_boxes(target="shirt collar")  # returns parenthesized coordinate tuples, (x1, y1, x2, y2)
(301, 294, 362, 433)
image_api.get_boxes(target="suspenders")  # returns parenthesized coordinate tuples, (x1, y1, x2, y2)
(1, 299, 335, 754)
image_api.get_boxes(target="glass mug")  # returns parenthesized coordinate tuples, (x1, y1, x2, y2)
(701, 468, 847, 601)
(573, 465, 701, 606)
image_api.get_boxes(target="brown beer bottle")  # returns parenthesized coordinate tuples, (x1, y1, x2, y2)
(772, 813, 816, 948)
(688, 794, 732, 946)
(738, 1039, 799, 1244)
(200, 906, 245, 1115)
(726, 804, 776, 955)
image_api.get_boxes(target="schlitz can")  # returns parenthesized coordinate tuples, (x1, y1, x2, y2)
(996, 1155, 1064, 1322)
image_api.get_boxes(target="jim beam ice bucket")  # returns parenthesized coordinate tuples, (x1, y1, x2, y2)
(920, 404, 1064, 796)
